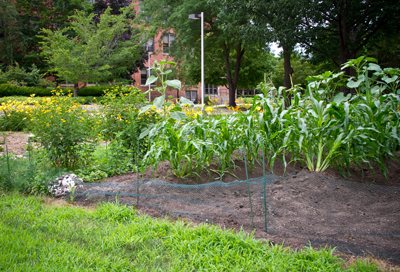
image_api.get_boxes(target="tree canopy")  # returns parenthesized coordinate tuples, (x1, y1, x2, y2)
(40, 7, 144, 96)
(140, 0, 274, 106)
(211, 0, 400, 96)
(2, 0, 93, 70)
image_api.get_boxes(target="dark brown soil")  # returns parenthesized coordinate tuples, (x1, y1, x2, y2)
(74, 152, 400, 265)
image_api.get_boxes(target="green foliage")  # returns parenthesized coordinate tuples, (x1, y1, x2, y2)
(29, 91, 98, 169)
(271, 53, 324, 88)
(40, 7, 144, 96)
(0, 84, 107, 98)
(0, 147, 65, 195)
(0, 110, 29, 131)
(302, 0, 400, 70)
(0, 84, 53, 97)
(0, 193, 376, 271)
(9, 0, 92, 70)
(0, 0, 25, 66)
(99, 85, 159, 148)
(144, 58, 400, 179)
(0, 63, 56, 88)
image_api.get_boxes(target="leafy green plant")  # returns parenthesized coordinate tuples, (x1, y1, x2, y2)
(140, 59, 182, 116)
(69, 184, 76, 203)
(29, 90, 98, 169)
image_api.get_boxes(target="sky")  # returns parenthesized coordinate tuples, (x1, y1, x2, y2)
(269, 42, 282, 57)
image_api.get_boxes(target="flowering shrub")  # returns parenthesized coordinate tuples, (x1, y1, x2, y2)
(99, 86, 160, 158)
(29, 89, 98, 169)
(0, 97, 35, 131)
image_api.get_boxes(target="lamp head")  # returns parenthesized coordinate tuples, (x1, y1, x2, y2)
(188, 14, 201, 19)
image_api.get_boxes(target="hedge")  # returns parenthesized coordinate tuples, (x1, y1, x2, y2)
(0, 84, 107, 97)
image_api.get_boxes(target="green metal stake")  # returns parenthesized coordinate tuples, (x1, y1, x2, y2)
(242, 141, 254, 229)
(136, 137, 140, 205)
(6, 145, 10, 176)
(261, 139, 268, 233)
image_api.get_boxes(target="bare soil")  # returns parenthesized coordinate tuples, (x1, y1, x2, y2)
(3, 131, 400, 265)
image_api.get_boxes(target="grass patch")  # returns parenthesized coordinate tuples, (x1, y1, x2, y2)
(0, 193, 378, 271)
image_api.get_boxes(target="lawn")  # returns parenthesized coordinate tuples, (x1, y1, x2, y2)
(0, 193, 376, 271)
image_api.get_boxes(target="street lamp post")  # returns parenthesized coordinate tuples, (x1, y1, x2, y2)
(148, 51, 152, 102)
(189, 12, 204, 108)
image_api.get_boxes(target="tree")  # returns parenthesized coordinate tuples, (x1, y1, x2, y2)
(92, 0, 148, 84)
(140, 0, 272, 106)
(10, 0, 93, 71)
(300, 0, 400, 94)
(0, 0, 25, 66)
(271, 53, 323, 89)
(40, 7, 145, 96)
(211, 0, 307, 106)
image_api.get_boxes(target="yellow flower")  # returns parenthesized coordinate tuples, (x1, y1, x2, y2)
(46, 123, 50, 126)
(61, 119, 66, 122)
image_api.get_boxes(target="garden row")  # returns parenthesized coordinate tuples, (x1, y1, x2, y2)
(1, 57, 400, 195)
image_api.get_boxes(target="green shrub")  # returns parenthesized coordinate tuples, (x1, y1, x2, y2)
(0, 84, 53, 97)
(75, 85, 108, 97)
(0, 98, 35, 131)
(99, 86, 160, 154)
(29, 91, 99, 169)
(0, 63, 55, 88)
(0, 84, 107, 98)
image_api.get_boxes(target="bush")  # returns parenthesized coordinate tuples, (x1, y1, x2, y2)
(0, 63, 55, 88)
(0, 84, 108, 98)
(29, 90, 99, 169)
(98, 86, 160, 163)
(0, 84, 53, 97)
(0, 97, 35, 131)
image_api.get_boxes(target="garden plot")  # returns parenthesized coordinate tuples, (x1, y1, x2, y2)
(72, 167, 400, 264)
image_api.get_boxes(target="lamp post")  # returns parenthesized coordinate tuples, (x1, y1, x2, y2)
(148, 51, 152, 102)
(189, 12, 204, 108)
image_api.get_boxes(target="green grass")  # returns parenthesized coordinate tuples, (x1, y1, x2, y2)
(0, 193, 377, 271)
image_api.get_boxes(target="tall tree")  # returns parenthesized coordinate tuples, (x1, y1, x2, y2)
(10, 0, 92, 70)
(92, 0, 148, 83)
(0, 0, 25, 66)
(40, 7, 144, 96)
(211, 0, 306, 106)
(299, 0, 400, 94)
(140, 0, 272, 106)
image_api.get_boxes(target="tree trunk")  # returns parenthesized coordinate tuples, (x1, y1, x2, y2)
(73, 83, 79, 97)
(283, 46, 293, 107)
(223, 42, 245, 107)
(73, 82, 87, 97)
(337, 0, 355, 96)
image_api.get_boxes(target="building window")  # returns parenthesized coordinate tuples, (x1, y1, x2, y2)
(205, 84, 218, 95)
(141, 67, 154, 85)
(143, 37, 154, 52)
(163, 33, 175, 53)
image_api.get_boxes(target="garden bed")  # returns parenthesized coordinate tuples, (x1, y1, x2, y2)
(3, 131, 400, 264)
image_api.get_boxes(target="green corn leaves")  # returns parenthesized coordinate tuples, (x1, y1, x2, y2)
(140, 57, 399, 181)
